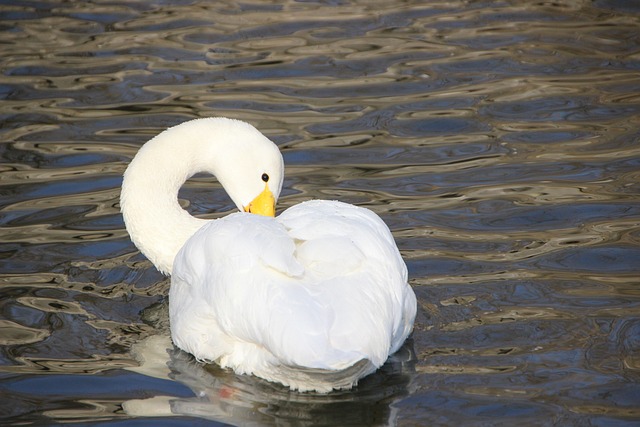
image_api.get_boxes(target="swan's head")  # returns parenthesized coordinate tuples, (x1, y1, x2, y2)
(199, 118, 284, 216)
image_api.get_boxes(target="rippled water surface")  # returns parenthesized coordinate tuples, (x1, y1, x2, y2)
(1, 0, 639, 425)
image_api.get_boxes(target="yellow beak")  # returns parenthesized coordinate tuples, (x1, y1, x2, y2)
(243, 183, 275, 217)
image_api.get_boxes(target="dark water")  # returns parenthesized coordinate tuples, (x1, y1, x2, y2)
(1, 0, 639, 425)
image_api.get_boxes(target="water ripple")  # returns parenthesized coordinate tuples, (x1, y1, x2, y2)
(1, 0, 639, 425)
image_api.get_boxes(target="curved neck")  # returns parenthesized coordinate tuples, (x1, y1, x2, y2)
(120, 118, 284, 275)
(120, 125, 213, 275)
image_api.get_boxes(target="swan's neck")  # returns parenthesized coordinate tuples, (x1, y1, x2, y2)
(121, 118, 284, 275)
(120, 126, 214, 275)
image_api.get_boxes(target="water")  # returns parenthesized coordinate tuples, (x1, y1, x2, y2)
(1, 0, 639, 425)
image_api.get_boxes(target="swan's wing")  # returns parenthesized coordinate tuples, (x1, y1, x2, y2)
(277, 200, 416, 358)
(170, 213, 306, 364)
(171, 213, 346, 367)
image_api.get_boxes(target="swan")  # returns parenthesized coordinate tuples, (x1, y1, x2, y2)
(120, 117, 416, 392)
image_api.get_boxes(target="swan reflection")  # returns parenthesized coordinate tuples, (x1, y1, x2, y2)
(123, 334, 416, 425)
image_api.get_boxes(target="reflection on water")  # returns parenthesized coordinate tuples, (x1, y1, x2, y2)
(1, 0, 639, 425)
(121, 333, 416, 426)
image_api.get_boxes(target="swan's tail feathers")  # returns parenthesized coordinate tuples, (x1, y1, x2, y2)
(268, 358, 376, 393)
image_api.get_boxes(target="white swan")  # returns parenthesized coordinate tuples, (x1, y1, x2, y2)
(120, 117, 416, 392)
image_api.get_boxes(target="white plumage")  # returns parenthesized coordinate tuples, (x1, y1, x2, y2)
(121, 117, 416, 392)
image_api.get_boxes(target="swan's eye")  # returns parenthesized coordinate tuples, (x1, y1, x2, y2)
(261, 173, 269, 182)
